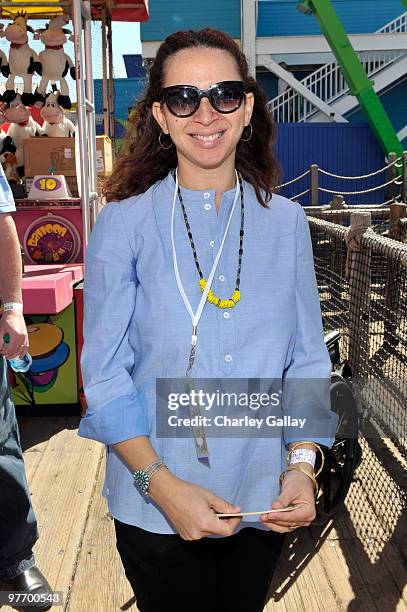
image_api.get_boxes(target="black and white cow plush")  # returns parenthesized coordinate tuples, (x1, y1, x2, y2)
(40, 91, 76, 137)
(3, 93, 41, 177)
(33, 15, 76, 110)
(0, 12, 40, 107)
(0, 48, 9, 78)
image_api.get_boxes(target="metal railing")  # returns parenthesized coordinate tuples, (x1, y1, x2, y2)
(268, 12, 407, 122)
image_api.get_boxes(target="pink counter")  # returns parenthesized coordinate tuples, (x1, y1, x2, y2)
(22, 264, 84, 314)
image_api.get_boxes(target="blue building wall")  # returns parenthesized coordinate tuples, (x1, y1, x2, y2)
(94, 77, 148, 137)
(140, 0, 403, 41)
(346, 76, 407, 142)
(257, 0, 403, 36)
(275, 123, 388, 205)
(140, 0, 241, 41)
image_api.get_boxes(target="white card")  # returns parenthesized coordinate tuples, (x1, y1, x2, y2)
(217, 504, 303, 518)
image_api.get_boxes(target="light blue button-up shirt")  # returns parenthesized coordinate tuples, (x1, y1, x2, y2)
(0, 165, 15, 213)
(78, 170, 338, 534)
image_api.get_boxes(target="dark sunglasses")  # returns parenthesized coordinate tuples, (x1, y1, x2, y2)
(161, 81, 245, 117)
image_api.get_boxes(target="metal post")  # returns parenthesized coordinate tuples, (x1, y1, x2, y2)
(241, 0, 257, 77)
(310, 164, 319, 206)
(83, 1, 98, 227)
(107, 17, 115, 144)
(101, 9, 109, 137)
(72, 0, 90, 247)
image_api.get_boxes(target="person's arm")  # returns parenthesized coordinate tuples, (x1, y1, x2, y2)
(0, 213, 28, 359)
(79, 203, 241, 539)
(261, 203, 338, 532)
(282, 203, 338, 450)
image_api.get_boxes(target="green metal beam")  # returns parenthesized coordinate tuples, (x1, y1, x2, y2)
(297, 0, 404, 172)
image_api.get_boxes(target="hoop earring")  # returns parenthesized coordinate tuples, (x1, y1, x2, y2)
(159, 131, 173, 150)
(240, 123, 253, 142)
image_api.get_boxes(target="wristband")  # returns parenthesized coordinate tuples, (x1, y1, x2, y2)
(287, 441, 325, 478)
(1, 302, 23, 313)
(288, 448, 316, 469)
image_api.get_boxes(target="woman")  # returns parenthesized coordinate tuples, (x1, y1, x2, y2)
(79, 28, 338, 612)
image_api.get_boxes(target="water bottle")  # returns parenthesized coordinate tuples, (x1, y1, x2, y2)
(2, 333, 32, 373)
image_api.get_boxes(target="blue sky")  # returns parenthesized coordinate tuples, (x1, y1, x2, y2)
(112, 22, 142, 78)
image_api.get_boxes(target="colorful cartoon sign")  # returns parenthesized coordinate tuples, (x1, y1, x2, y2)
(8, 303, 78, 406)
(24, 214, 81, 264)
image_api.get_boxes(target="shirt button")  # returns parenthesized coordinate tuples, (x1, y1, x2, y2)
(209, 240, 214, 247)
(218, 274, 225, 282)
(204, 192, 210, 199)
(223, 312, 230, 319)
(204, 203, 211, 210)
(225, 354, 232, 362)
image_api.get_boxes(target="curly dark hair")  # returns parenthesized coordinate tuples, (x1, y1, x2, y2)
(104, 28, 281, 206)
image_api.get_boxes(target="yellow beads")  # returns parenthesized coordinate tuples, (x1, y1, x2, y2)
(199, 278, 241, 309)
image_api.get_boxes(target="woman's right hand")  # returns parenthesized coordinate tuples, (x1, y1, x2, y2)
(149, 469, 242, 540)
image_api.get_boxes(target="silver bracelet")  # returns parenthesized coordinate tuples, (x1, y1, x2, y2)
(2, 302, 24, 313)
(132, 460, 167, 496)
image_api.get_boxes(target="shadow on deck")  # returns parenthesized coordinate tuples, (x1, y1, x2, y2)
(1, 416, 406, 612)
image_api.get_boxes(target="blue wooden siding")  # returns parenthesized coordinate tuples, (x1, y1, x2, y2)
(94, 77, 148, 137)
(140, 0, 241, 41)
(346, 76, 407, 139)
(257, 0, 404, 37)
(275, 123, 387, 205)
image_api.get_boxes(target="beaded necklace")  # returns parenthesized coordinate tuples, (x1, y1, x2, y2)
(176, 173, 244, 309)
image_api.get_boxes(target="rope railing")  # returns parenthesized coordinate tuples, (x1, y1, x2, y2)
(317, 155, 403, 180)
(308, 215, 407, 263)
(276, 169, 310, 189)
(291, 188, 310, 201)
(318, 176, 402, 196)
(307, 212, 407, 461)
(276, 152, 407, 205)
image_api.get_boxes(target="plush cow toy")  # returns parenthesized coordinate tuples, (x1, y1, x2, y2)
(40, 91, 75, 137)
(34, 15, 75, 110)
(0, 13, 40, 107)
(3, 93, 41, 177)
(0, 49, 9, 78)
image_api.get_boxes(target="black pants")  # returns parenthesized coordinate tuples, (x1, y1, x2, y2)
(115, 519, 286, 612)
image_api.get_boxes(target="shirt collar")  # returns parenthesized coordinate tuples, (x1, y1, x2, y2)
(164, 169, 241, 205)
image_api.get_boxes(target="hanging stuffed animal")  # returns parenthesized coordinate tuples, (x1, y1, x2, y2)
(3, 93, 41, 177)
(33, 14, 76, 110)
(0, 47, 9, 78)
(0, 13, 40, 107)
(40, 91, 75, 136)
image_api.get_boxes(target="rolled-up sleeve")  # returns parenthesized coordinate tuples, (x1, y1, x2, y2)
(78, 202, 149, 445)
(282, 203, 339, 449)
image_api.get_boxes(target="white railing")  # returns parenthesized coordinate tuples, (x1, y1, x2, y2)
(379, 11, 407, 34)
(268, 12, 407, 122)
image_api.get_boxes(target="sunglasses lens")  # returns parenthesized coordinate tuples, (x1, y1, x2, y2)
(165, 87, 198, 116)
(211, 82, 244, 112)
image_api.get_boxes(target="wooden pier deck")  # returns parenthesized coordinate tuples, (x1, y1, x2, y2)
(1, 416, 406, 612)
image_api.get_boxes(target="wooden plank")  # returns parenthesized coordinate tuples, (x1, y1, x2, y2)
(66, 455, 137, 612)
(1, 423, 104, 612)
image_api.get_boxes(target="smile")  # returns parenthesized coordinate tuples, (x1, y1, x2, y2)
(190, 132, 225, 141)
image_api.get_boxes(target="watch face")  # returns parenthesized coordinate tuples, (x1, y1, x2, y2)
(133, 469, 149, 494)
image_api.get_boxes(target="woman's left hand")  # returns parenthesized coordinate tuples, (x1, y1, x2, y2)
(259, 469, 316, 533)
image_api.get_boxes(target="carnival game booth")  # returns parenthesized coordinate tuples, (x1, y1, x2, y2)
(0, 0, 148, 410)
